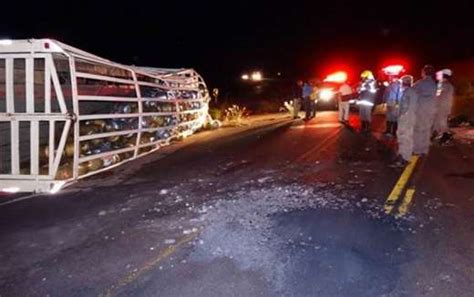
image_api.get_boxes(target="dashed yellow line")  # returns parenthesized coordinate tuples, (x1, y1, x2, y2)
(395, 188, 416, 218)
(104, 232, 198, 297)
(384, 155, 419, 214)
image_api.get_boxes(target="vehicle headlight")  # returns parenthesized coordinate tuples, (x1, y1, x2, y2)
(319, 89, 334, 101)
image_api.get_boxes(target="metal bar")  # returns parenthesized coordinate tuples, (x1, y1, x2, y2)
(45, 57, 51, 113)
(78, 113, 139, 120)
(49, 120, 55, 176)
(0, 113, 70, 121)
(0, 53, 49, 59)
(48, 57, 67, 113)
(137, 80, 198, 91)
(30, 120, 39, 175)
(70, 53, 133, 73)
(79, 147, 135, 163)
(75, 72, 136, 85)
(5, 58, 14, 112)
(78, 125, 175, 142)
(10, 120, 19, 175)
(132, 71, 142, 158)
(79, 129, 137, 141)
(77, 95, 139, 102)
(51, 120, 71, 178)
(26, 56, 34, 113)
(70, 56, 80, 180)
(0, 175, 55, 180)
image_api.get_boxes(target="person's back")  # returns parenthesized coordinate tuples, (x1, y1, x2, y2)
(413, 65, 438, 154)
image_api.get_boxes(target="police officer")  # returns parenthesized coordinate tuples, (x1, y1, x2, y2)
(357, 70, 377, 133)
(383, 77, 403, 136)
(413, 65, 438, 155)
(433, 69, 455, 144)
(397, 75, 418, 163)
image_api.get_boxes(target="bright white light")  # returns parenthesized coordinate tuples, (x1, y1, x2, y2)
(2, 187, 20, 193)
(0, 39, 13, 46)
(356, 100, 375, 107)
(49, 182, 66, 194)
(383, 81, 389, 87)
(383, 65, 405, 76)
(319, 89, 334, 101)
(241, 74, 250, 80)
(251, 71, 262, 81)
(324, 71, 348, 83)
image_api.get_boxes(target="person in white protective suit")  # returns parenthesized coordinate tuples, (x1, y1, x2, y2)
(413, 65, 438, 155)
(357, 70, 378, 133)
(433, 69, 455, 144)
(396, 75, 417, 163)
(338, 82, 353, 123)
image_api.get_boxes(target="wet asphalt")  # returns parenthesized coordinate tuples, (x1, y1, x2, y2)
(0, 111, 473, 297)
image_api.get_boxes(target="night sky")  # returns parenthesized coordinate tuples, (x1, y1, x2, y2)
(2, 0, 474, 90)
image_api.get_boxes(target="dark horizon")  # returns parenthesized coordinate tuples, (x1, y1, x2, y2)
(2, 0, 473, 90)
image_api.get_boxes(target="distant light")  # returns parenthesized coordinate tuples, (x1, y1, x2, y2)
(0, 39, 13, 46)
(324, 71, 348, 83)
(383, 81, 390, 87)
(319, 89, 334, 101)
(277, 72, 282, 76)
(2, 187, 20, 193)
(382, 65, 405, 76)
(241, 74, 250, 80)
(251, 71, 263, 81)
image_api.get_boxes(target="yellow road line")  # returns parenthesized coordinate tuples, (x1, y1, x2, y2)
(384, 155, 419, 214)
(395, 188, 416, 218)
(104, 232, 198, 297)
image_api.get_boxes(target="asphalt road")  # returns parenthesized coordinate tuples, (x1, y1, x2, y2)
(0, 111, 473, 297)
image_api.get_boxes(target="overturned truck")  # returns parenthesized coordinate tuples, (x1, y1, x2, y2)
(0, 39, 210, 193)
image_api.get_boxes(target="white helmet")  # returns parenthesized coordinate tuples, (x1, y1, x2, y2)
(438, 69, 453, 76)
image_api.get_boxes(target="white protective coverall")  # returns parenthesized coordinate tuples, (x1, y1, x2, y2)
(433, 81, 455, 134)
(338, 83, 353, 122)
(397, 87, 418, 161)
(413, 77, 438, 154)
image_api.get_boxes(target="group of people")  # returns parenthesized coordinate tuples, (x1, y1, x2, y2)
(292, 80, 318, 120)
(356, 65, 455, 164)
(293, 64, 455, 165)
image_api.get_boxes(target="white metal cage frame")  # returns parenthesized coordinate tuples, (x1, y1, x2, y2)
(0, 39, 210, 193)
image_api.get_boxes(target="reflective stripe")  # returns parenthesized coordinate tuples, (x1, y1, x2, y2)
(356, 100, 375, 107)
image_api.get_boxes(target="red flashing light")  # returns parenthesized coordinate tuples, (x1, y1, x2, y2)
(382, 65, 405, 76)
(324, 71, 348, 83)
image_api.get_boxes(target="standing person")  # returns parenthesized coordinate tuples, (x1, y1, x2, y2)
(433, 69, 455, 144)
(357, 70, 377, 133)
(309, 80, 320, 118)
(413, 65, 438, 155)
(338, 82, 353, 123)
(292, 80, 304, 119)
(383, 77, 403, 136)
(396, 75, 418, 164)
(302, 81, 313, 121)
